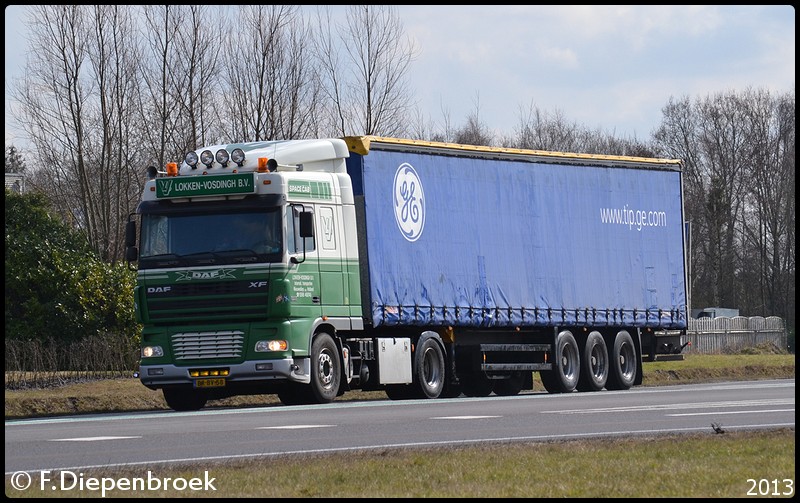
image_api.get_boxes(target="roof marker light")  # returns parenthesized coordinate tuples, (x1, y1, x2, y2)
(185, 151, 199, 169)
(231, 148, 245, 167)
(216, 149, 229, 167)
(200, 150, 214, 168)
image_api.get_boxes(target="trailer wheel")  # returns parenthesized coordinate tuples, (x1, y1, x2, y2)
(492, 371, 525, 396)
(576, 331, 609, 392)
(606, 330, 637, 390)
(540, 330, 580, 393)
(308, 332, 341, 403)
(414, 335, 445, 398)
(163, 388, 207, 411)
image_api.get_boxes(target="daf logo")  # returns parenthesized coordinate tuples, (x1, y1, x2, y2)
(249, 281, 268, 288)
(147, 286, 171, 293)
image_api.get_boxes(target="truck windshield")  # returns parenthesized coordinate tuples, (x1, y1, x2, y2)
(139, 208, 283, 268)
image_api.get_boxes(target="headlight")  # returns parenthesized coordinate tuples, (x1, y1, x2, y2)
(255, 340, 288, 352)
(142, 346, 164, 358)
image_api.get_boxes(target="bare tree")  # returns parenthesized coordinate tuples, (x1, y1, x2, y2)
(315, 5, 417, 137)
(222, 5, 320, 142)
(86, 5, 145, 261)
(170, 5, 226, 150)
(10, 6, 145, 261)
(652, 89, 793, 317)
(138, 5, 193, 168)
(738, 89, 795, 328)
(452, 93, 494, 146)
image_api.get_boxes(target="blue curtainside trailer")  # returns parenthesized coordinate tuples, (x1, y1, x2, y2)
(129, 135, 689, 410)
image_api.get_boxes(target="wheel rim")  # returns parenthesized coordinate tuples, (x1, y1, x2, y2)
(590, 343, 607, 380)
(618, 341, 635, 381)
(422, 347, 441, 387)
(317, 349, 334, 389)
(562, 342, 578, 381)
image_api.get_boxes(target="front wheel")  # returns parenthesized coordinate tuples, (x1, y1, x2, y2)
(540, 330, 580, 393)
(163, 388, 207, 411)
(308, 332, 341, 403)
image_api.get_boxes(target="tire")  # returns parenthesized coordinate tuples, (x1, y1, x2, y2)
(277, 382, 313, 405)
(493, 371, 525, 396)
(606, 330, 637, 390)
(385, 384, 420, 400)
(414, 335, 445, 399)
(461, 372, 493, 397)
(440, 380, 462, 398)
(308, 332, 341, 403)
(576, 331, 609, 392)
(163, 388, 207, 411)
(540, 330, 580, 393)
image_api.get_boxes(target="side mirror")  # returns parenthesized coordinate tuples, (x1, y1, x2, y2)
(126, 246, 138, 262)
(125, 220, 137, 247)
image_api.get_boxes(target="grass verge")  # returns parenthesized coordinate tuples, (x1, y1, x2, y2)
(5, 429, 795, 498)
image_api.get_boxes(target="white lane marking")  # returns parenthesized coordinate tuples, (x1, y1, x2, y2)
(257, 425, 335, 430)
(541, 399, 794, 414)
(432, 416, 501, 420)
(49, 436, 142, 442)
(667, 408, 795, 417)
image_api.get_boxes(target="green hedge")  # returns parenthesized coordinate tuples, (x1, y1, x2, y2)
(4, 189, 139, 344)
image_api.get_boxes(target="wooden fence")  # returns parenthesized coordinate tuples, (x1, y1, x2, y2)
(683, 316, 788, 354)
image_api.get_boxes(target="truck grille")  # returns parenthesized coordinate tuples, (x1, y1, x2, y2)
(171, 330, 245, 360)
(145, 279, 269, 322)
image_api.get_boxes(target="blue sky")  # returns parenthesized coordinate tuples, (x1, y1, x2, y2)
(4, 5, 795, 148)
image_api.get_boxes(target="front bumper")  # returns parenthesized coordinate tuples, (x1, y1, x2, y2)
(139, 357, 311, 388)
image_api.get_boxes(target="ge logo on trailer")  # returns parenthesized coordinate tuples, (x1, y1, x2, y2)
(393, 163, 425, 242)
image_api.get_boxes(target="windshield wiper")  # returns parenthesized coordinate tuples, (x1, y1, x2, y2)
(141, 253, 182, 266)
(180, 251, 220, 264)
(215, 249, 259, 263)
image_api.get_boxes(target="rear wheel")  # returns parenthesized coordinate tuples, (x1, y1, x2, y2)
(308, 332, 341, 403)
(414, 335, 445, 399)
(163, 388, 207, 411)
(606, 330, 637, 390)
(577, 331, 609, 392)
(540, 330, 580, 393)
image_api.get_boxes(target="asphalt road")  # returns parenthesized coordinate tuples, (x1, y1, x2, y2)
(5, 379, 794, 475)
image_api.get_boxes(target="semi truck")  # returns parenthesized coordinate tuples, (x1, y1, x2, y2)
(126, 136, 689, 411)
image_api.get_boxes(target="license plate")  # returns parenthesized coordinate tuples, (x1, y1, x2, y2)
(195, 378, 226, 388)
